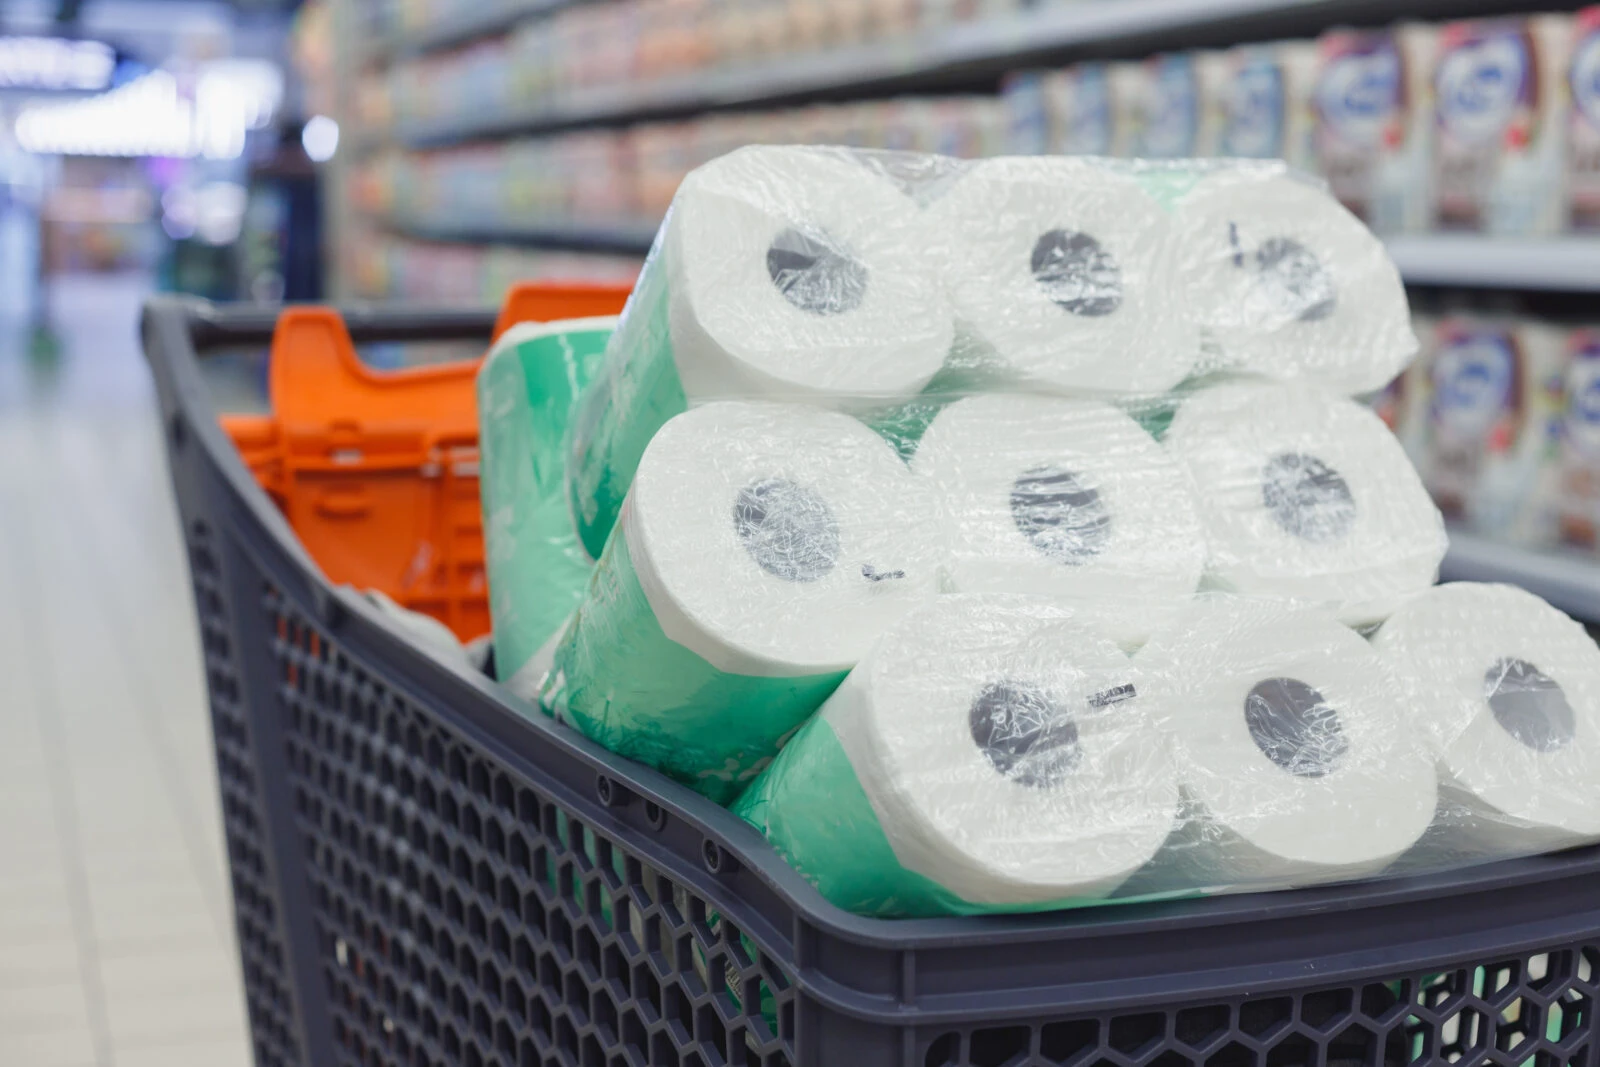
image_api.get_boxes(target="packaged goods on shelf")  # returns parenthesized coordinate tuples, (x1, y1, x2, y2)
(1432, 15, 1572, 236)
(1414, 314, 1566, 547)
(1569, 7, 1600, 229)
(1559, 327, 1600, 549)
(1215, 40, 1319, 171)
(1312, 23, 1438, 234)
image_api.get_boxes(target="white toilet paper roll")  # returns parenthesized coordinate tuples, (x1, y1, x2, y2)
(1164, 381, 1446, 625)
(913, 394, 1205, 647)
(568, 145, 952, 559)
(667, 146, 952, 401)
(827, 595, 1180, 906)
(925, 156, 1196, 395)
(627, 402, 941, 675)
(1371, 582, 1600, 853)
(543, 401, 941, 801)
(1137, 597, 1437, 887)
(1173, 166, 1416, 394)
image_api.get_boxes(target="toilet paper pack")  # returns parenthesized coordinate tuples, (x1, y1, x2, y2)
(566, 144, 953, 559)
(1417, 314, 1564, 547)
(477, 317, 618, 696)
(1312, 24, 1438, 233)
(1372, 583, 1600, 857)
(735, 595, 1180, 917)
(1164, 380, 1447, 626)
(542, 401, 939, 803)
(1134, 597, 1438, 891)
(1432, 15, 1571, 235)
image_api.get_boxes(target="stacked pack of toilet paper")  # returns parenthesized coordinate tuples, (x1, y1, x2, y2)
(480, 143, 1600, 912)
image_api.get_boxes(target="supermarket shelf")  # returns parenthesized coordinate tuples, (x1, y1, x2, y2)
(1386, 235, 1600, 293)
(1440, 532, 1600, 622)
(372, 0, 571, 60)
(393, 0, 1551, 146)
(391, 218, 660, 254)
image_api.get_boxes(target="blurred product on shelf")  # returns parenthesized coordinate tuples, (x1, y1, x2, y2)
(349, 96, 1005, 232)
(343, 226, 639, 302)
(1416, 314, 1566, 545)
(1571, 8, 1600, 228)
(1432, 15, 1570, 236)
(345, 4, 1600, 263)
(1377, 308, 1600, 556)
(1310, 24, 1438, 233)
(1559, 327, 1600, 547)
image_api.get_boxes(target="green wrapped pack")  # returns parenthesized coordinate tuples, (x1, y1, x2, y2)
(734, 595, 1181, 917)
(541, 400, 940, 803)
(476, 316, 618, 695)
(565, 145, 953, 560)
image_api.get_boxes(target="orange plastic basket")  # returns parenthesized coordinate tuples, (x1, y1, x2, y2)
(219, 281, 632, 641)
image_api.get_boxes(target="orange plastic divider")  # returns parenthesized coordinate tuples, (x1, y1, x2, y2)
(220, 280, 632, 642)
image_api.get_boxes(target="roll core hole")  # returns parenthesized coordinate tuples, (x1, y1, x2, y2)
(1484, 657, 1576, 752)
(1244, 677, 1349, 778)
(970, 680, 1081, 788)
(1011, 465, 1112, 565)
(1261, 452, 1357, 544)
(734, 477, 841, 583)
(1229, 227, 1337, 322)
(766, 226, 869, 315)
(1031, 229, 1123, 316)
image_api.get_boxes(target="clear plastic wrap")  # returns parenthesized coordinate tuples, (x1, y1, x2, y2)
(483, 145, 1600, 917)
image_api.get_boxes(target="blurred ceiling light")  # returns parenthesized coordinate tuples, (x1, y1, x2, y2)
(0, 36, 115, 92)
(13, 61, 283, 159)
(301, 114, 338, 162)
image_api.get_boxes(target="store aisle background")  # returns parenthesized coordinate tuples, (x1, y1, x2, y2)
(0, 273, 252, 1067)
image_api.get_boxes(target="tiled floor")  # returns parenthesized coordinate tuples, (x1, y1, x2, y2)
(0, 274, 253, 1066)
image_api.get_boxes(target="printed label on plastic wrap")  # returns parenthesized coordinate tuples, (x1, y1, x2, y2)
(540, 525, 846, 805)
(566, 230, 689, 562)
(479, 318, 618, 688)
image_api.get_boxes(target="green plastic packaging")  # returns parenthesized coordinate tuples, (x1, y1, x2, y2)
(477, 317, 618, 693)
(540, 521, 847, 804)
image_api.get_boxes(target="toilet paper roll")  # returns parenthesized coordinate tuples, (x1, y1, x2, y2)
(925, 156, 1196, 395)
(913, 394, 1205, 648)
(1371, 582, 1600, 855)
(1135, 597, 1437, 889)
(543, 400, 940, 803)
(1164, 380, 1446, 625)
(477, 317, 618, 695)
(1173, 166, 1416, 394)
(567, 145, 952, 560)
(735, 595, 1179, 916)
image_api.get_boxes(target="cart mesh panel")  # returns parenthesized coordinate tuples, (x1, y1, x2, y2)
(922, 952, 1596, 1067)
(266, 587, 798, 1067)
(190, 522, 304, 1067)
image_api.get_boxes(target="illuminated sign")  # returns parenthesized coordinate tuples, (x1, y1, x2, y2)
(0, 36, 115, 92)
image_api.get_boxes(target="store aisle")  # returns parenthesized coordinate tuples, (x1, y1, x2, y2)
(0, 274, 251, 1067)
